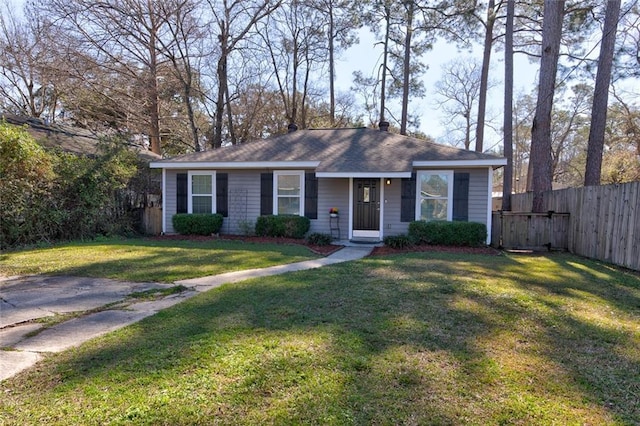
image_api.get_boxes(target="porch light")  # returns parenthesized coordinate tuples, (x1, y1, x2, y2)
(385, 178, 391, 185)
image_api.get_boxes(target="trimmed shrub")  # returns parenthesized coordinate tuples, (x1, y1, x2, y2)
(307, 232, 332, 246)
(0, 123, 142, 249)
(408, 220, 487, 247)
(172, 213, 223, 236)
(383, 234, 415, 249)
(255, 215, 310, 239)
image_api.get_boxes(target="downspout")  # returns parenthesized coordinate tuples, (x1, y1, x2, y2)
(486, 167, 493, 245)
(161, 168, 167, 234)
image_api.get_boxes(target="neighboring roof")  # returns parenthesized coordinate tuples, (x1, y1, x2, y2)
(2, 114, 162, 162)
(150, 127, 506, 176)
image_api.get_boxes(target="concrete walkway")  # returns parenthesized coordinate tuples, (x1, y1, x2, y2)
(0, 246, 372, 382)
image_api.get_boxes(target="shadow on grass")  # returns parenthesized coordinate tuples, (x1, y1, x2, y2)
(2, 252, 640, 424)
(0, 237, 320, 282)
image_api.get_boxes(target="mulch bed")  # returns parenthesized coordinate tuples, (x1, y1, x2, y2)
(152, 234, 343, 256)
(152, 234, 501, 257)
(369, 244, 501, 256)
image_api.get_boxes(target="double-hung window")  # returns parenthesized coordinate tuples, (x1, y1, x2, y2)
(188, 171, 215, 214)
(273, 171, 305, 215)
(416, 170, 453, 221)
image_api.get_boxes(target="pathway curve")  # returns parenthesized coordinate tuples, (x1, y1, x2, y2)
(0, 246, 372, 382)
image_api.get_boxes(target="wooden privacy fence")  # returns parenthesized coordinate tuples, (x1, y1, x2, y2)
(492, 211, 570, 251)
(495, 181, 640, 272)
(141, 206, 163, 235)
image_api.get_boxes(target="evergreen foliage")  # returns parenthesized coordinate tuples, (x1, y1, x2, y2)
(172, 214, 224, 236)
(0, 122, 142, 249)
(306, 232, 333, 246)
(408, 220, 487, 247)
(255, 215, 310, 239)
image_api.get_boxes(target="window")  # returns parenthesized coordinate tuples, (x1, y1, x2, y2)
(273, 171, 304, 215)
(416, 171, 453, 221)
(188, 171, 215, 214)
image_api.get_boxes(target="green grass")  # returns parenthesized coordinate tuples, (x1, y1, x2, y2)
(1, 251, 640, 425)
(0, 237, 320, 282)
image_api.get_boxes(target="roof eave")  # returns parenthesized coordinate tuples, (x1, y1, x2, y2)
(413, 159, 508, 168)
(315, 172, 412, 178)
(149, 161, 321, 169)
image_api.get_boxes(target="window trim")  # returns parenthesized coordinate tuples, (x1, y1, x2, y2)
(187, 171, 216, 214)
(273, 170, 305, 216)
(415, 170, 454, 221)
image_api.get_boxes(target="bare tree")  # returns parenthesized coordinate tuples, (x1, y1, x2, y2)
(206, 0, 281, 148)
(156, 0, 208, 152)
(433, 58, 483, 150)
(37, 0, 178, 154)
(584, 0, 621, 186)
(259, 0, 326, 129)
(530, 0, 564, 212)
(0, 1, 60, 120)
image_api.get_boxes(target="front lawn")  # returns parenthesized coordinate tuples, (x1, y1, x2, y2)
(1, 252, 639, 424)
(0, 237, 320, 282)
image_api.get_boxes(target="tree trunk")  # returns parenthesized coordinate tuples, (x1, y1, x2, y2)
(225, 75, 237, 145)
(530, 0, 564, 212)
(185, 88, 201, 151)
(502, 0, 515, 211)
(584, 0, 621, 186)
(213, 21, 228, 149)
(464, 113, 471, 150)
(400, 2, 413, 135)
(291, 41, 299, 125)
(328, 0, 335, 126)
(379, 1, 391, 125)
(475, 0, 495, 153)
(147, 2, 161, 155)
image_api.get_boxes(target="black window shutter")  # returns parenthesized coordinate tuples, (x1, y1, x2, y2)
(401, 173, 416, 222)
(304, 172, 318, 219)
(176, 173, 188, 214)
(260, 173, 273, 215)
(216, 173, 228, 217)
(453, 172, 470, 221)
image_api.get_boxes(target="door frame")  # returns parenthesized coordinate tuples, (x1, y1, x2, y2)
(349, 177, 385, 240)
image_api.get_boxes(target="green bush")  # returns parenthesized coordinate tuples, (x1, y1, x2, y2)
(172, 213, 224, 235)
(255, 215, 310, 239)
(0, 122, 149, 249)
(408, 220, 487, 247)
(383, 234, 415, 249)
(307, 232, 333, 246)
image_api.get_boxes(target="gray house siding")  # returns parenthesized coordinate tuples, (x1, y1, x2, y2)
(223, 171, 261, 235)
(465, 168, 489, 224)
(310, 178, 350, 237)
(161, 168, 491, 238)
(383, 180, 409, 237)
(164, 169, 179, 234)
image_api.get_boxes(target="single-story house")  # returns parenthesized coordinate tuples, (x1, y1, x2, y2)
(149, 126, 507, 243)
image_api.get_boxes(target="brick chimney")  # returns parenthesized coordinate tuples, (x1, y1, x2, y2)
(287, 123, 298, 133)
(379, 121, 389, 132)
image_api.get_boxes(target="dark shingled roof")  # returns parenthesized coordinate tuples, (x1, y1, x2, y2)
(152, 128, 505, 173)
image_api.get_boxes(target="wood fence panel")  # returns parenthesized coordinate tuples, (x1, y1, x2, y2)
(142, 207, 163, 235)
(492, 212, 569, 250)
(627, 184, 640, 269)
(500, 181, 640, 271)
